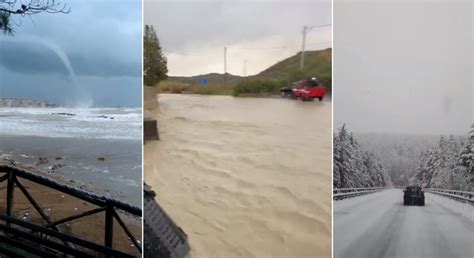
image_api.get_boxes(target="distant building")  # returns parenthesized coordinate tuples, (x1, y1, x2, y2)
(0, 98, 54, 108)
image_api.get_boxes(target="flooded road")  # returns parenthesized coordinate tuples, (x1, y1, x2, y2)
(145, 94, 332, 258)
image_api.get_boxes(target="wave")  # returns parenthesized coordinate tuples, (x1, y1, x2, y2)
(0, 107, 141, 140)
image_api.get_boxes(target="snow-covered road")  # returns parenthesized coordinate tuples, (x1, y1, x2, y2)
(334, 189, 474, 258)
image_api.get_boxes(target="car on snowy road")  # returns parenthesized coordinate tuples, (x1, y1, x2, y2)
(403, 185, 425, 206)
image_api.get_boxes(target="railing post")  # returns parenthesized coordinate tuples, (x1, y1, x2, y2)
(6, 169, 15, 218)
(0, 165, 142, 256)
(104, 205, 114, 250)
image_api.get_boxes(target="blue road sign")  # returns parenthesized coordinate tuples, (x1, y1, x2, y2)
(200, 78, 208, 86)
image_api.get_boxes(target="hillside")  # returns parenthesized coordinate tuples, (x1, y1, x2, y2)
(167, 48, 332, 90)
(256, 48, 332, 88)
(356, 133, 440, 187)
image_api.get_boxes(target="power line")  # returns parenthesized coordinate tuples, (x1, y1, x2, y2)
(231, 46, 290, 50)
(300, 24, 332, 69)
(162, 49, 190, 55)
(162, 49, 209, 57)
(307, 23, 332, 29)
(306, 41, 332, 47)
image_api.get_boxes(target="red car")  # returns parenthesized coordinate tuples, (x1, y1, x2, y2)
(292, 79, 326, 101)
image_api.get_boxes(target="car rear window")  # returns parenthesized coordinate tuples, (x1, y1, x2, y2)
(306, 81, 320, 87)
(407, 187, 421, 192)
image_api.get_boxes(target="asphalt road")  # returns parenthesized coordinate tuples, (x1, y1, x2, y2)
(334, 189, 474, 258)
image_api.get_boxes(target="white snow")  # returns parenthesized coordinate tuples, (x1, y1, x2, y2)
(334, 125, 390, 188)
(334, 189, 474, 258)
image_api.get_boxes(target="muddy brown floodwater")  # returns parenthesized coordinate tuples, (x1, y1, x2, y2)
(145, 94, 332, 258)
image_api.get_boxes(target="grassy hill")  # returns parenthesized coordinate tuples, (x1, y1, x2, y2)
(160, 48, 332, 96)
(256, 48, 331, 88)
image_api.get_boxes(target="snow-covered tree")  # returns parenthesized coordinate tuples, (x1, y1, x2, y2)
(356, 133, 437, 187)
(415, 125, 473, 191)
(333, 125, 390, 188)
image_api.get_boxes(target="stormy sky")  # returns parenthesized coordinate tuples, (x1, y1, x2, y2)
(334, 0, 473, 135)
(0, 0, 141, 107)
(144, 0, 332, 76)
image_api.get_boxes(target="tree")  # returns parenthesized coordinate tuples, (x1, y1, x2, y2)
(333, 124, 389, 188)
(415, 125, 473, 191)
(0, 0, 69, 35)
(0, 11, 12, 34)
(144, 24, 167, 87)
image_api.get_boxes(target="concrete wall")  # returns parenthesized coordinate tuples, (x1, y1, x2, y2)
(144, 86, 158, 118)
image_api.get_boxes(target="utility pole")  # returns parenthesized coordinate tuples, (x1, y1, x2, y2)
(300, 24, 332, 70)
(243, 59, 247, 77)
(300, 26, 307, 70)
(224, 46, 227, 86)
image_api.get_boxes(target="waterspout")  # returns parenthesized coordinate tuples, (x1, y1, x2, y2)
(0, 35, 93, 107)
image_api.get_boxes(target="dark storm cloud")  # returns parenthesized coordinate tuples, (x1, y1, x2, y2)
(0, 41, 68, 75)
(0, 0, 142, 106)
(0, 40, 139, 77)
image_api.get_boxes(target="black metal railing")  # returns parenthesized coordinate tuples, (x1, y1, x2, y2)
(0, 164, 142, 257)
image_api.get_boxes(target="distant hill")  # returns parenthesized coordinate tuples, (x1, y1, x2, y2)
(167, 48, 332, 89)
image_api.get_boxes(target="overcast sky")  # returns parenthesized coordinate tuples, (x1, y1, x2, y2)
(334, 0, 472, 135)
(0, 0, 141, 107)
(144, 0, 332, 76)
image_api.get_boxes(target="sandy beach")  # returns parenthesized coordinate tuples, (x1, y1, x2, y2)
(145, 94, 332, 258)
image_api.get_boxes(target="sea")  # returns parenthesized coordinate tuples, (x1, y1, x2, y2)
(0, 107, 142, 205)
(0, 107, 141, 140)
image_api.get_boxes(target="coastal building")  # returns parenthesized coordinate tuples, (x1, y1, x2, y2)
(0, 98, 53, 108)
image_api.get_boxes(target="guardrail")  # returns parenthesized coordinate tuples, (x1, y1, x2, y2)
(0, 164, 142, 257)
(333, 187, 384, 200)
(424, 188, 474, 204)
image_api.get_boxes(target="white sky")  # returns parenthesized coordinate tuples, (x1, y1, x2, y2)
(334, 0, 473, 135)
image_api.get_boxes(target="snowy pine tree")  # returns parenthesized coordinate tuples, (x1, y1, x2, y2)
(415, 125, 473, 191)
(333, 125, 390, 188)
(455, 125, 473, 190)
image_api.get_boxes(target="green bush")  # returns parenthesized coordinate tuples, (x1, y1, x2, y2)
(157, 81, 189, 93)
(233, 79, 287, 96)
(191, 84, 234, 95)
